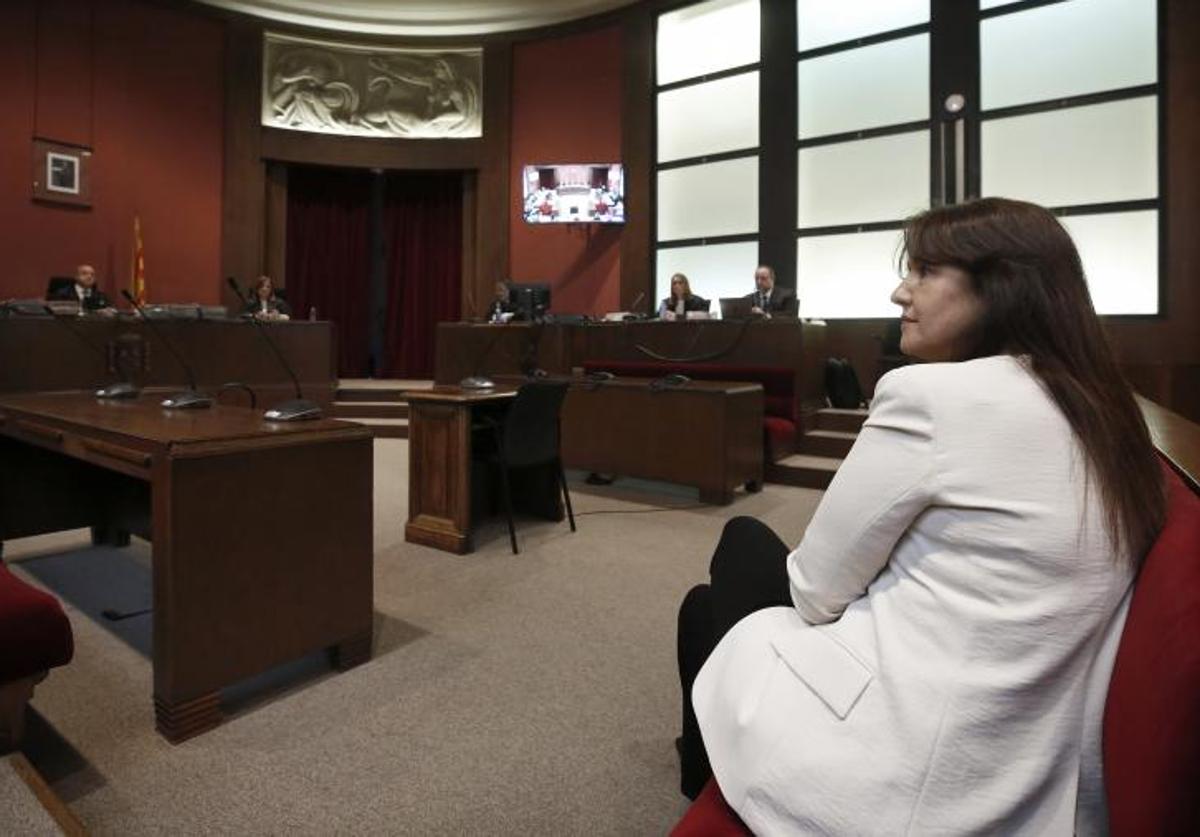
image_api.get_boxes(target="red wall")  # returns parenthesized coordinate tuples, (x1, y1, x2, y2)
(509, 26, 623, 315)
(0, 0, 224, 304)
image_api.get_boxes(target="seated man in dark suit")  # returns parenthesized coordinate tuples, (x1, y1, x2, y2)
(244, 275, 292, 320)
(658, 273, 710, 320)
(48, 264, 113, 313)
(744, 265, 797, 319)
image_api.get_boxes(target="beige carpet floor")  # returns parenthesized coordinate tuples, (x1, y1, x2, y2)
(6, 439, 822, 835)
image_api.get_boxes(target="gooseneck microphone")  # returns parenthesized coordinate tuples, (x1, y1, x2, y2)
(41, 305, 140, 399)
(227, 277, 321, 422)
(120, 289, 213, 409)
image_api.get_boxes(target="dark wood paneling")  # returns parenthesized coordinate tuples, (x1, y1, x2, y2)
(475, 41, 513, 314)
(759, 0, 798, 289)
(221, 19, 265, 308)
(264, 161, 288, 286)
(260, 129, 487, 171)
(620, 5, 653, 310)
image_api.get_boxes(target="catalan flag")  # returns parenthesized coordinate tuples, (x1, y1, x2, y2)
(132, 215, 146, 305)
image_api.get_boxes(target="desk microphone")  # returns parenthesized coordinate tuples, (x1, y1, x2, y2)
(121, 289, 213, 409)
(41, 305, 140, 399)
(227, 277, 321, 421)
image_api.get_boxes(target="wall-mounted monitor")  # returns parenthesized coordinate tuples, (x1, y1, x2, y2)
(522, 164, 624, 224)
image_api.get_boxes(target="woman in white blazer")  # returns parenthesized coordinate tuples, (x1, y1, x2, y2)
(677, 198, 1166, 835)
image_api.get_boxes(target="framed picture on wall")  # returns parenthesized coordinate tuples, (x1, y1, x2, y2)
(32, 138, 92, 207)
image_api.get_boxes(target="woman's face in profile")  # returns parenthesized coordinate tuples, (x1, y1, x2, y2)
(891, 261, 983, 362)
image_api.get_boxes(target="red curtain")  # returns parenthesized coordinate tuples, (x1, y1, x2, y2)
(381, 172, 463, 378)
(285, 166, 373, 378)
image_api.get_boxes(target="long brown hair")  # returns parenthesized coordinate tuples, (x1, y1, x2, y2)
(670, 273, 692, 300)
(902, 197, 1164, 565)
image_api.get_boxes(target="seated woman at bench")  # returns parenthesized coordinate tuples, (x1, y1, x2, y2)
(657, 273, 709, 321)
(675, 197, 1166, 833)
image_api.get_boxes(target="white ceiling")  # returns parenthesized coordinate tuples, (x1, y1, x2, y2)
(193, 0, 641, 37)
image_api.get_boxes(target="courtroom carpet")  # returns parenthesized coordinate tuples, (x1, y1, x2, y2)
(5, 439, 823, 835)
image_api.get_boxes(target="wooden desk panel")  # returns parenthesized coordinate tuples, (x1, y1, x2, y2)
(0, 392, 372, 742)
(0, 316, 337, 409)
(559, 378, 764, 505)
(435, 319, 828, 426)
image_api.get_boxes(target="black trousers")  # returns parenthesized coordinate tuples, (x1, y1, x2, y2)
(676, 516, 792, 799)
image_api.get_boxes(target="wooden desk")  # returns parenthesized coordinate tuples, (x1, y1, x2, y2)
(0, 315, 338, 410)
(404, 376, 764, 554)
(435, 319, 827, 427)
(0, 392, 373, 742)
(560, 377, 764, 505)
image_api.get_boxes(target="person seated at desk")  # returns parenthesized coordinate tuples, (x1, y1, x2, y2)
(48, 264, 114, 313)
(658, 273, 709, 320)
(744, 264, 796, 318)
(245, 275, 291, 320)
(487, 281, 516, 323)
(674, 197, 1166, 832)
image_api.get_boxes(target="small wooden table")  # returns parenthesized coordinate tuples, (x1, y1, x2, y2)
(403, 386, 519, 554)
(0, 392, 373, 742)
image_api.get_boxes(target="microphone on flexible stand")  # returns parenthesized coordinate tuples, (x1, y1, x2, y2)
(120, 289, 213, 409)
(622, 291, 646, 321)
(41, 305, 140, 399)
(226, 277, 321, 421)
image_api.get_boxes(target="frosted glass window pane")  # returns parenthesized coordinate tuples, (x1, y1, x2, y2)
(797, 0, 929, 52)
(1061, 211, 1158, 315)
(798, 35, 928, 138)
(655, 241, 760, 318)
(799, 131, 929, 228)
(658, 73, 759, 163)
(657, 0, 760, 86)
(981, 97, 1157, 208)
(657, 157, 758, 241)
(981, 0, 1156, 110)
(798, 230, 904, 318)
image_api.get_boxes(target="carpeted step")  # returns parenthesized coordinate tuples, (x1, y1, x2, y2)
(797, 428, 857, 458)
(813, 407, 868, 433)
(332, 402, 410, 420)
(766, 453, 842, 490)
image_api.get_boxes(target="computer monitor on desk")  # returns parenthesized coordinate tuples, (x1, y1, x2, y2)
(508, 283, 551, 321)
(719, 298, 754, 320)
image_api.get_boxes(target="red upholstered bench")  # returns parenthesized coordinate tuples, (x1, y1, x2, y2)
(581, 361, 798, 461)
(0, 562, 74, 753)
(670, 461, 1200, 835)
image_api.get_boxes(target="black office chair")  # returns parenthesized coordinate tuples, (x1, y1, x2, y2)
(477, 380, 576, 554)
(46, 276, 75, 300)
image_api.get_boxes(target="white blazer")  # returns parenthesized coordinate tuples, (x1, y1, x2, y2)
(694, 355, 1134, 836)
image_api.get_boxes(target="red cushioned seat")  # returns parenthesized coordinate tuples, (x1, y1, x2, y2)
(0, 563, 74, 683)
(1103, 463, 1200, 835)
(670, 779, 751, 837)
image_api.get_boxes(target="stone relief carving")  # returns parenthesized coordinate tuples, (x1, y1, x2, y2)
(262, 33, 482, 139)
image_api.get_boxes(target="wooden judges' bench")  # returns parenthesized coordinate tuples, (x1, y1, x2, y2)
(435, 319, 828, 429)
(0, 315, 338, 409)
